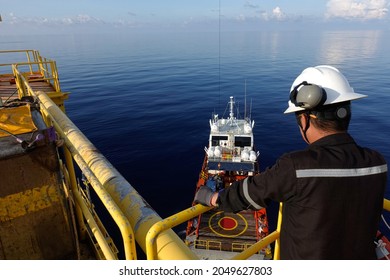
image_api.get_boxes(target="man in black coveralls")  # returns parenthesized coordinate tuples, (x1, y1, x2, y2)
(195, 65, 388, 259)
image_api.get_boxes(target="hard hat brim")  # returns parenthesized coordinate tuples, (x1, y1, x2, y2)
(284, 91, 368, 114)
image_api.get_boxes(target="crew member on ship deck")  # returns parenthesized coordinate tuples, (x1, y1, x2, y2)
(194, 65, 388, 260)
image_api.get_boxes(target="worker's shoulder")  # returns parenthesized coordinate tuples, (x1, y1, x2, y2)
(359, 145, 387, 164)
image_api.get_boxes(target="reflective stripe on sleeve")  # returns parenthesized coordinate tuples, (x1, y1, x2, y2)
(296, 164, 387, 178)
(242, 177, 263, 210)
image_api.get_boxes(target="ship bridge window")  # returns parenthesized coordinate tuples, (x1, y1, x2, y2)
(235, 136, 252, 147)
(211, 136, 228, 146)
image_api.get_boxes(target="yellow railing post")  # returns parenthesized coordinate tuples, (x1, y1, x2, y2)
(64, 146, 88, 240)
(146, 204, 211, 260)
(230, 231, 280, 260)
(24, 50, 34, 73)
(273, 203, 283, 260)
(72, 190, 117, 260)
(71, 151, 137, 260)
(12, 65, 26, 98)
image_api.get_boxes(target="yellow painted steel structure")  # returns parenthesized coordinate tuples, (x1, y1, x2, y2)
(230, 231, 280, 260)
(2, 50, 389, 260)
(273, 203, 283, 260)
(384, 198, 390, 212)
(146, 204, 212, 260)
(8, 51, 198, 260)
(33, 89, 199, 260)
(0, 185, 60, 221)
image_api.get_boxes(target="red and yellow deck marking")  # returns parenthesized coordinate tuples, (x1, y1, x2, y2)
(218, 216, 238, 230)
(209, 211, 248, 238)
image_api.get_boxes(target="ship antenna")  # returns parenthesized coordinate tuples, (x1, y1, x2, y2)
(244, 79, 247, 119)
(229, 96, 234, 122)
(218, 0, 221, 111)
(250, 98, 253, 120)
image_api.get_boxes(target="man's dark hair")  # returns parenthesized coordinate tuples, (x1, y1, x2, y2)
(295, 101, 351, 133)
(310, 114, 350, 132)
(310, 101, 351, 132)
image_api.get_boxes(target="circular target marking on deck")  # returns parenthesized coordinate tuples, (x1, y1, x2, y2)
(218, 217, 238, 230)
(209, 211, 248, 238)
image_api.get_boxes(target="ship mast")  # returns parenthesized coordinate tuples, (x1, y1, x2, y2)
(228, 96, 235, 125)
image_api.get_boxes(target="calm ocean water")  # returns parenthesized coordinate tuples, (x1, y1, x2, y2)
(2, 30, 390, 246)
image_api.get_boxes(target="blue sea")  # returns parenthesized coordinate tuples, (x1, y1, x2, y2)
(2, 29, 390, 254)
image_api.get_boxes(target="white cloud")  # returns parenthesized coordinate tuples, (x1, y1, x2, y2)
(271, 6, 287, 20)
(4, 12, 103, 26)
(254, 6, 287, 21)
(326, 0, 389, 20)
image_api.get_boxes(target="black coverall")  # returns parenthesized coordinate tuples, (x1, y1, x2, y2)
(218, 133, 387, 259)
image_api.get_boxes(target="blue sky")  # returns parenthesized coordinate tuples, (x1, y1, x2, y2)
(1, 0, 389, 34)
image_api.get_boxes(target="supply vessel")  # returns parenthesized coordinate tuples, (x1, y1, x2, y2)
(185, 96, 271, 259)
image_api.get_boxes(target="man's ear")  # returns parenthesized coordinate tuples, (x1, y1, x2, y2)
(296, 113, 307, 129)
(300, 114, 308, 129)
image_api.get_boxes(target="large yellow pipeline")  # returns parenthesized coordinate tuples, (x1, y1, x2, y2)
(35, 90, 198, 260)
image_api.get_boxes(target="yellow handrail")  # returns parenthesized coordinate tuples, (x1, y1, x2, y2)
(0, 50, 40, 74)
(384, 198, 390, 212)
(146, 204, 212, 260)
(31, 88, 198, 259)
(10, 56, 138, 260)
(12, 61, 60, 92)
(35, 88, 137, 260)
(71, 151, 137, 260)
(73, 189, 117, 260)
(11, 56, 198, 258)
(273, 203, 283, 260)
(230, 231, 280, 260)
(151, 198, 390, 260)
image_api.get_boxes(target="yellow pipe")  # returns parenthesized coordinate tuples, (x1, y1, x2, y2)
(37, 90, 136, 259)
(72, 152, 137, 260)
(230, 231, 280, 260)
(12, 66, 26, 98)
(34, 90, 198, 260)
(273, 203, 283, 260)
(146, 204, 212, 260)
(64, 146, 87, 240)
(384, 199, 390, 212)
(15, 69, 135, 259)
(73, 190, 117, 260)
(25, 51, 33, 73)
(14, 67, 87, 239)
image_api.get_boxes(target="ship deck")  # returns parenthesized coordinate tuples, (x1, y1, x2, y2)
(0, 73, 54, 103)
(195, 210, 258, 251)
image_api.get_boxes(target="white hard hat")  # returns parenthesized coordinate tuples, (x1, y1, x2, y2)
(284, 65, 367, 114)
